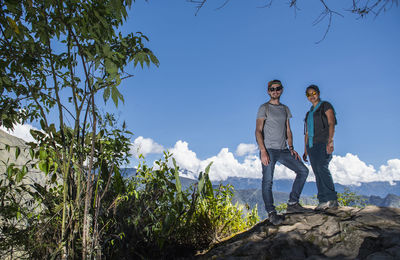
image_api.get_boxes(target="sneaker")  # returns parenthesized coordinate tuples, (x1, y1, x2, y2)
(315, 200, 339, 211)
(286, 202, 307, 213)
(268, 211, 284, 225)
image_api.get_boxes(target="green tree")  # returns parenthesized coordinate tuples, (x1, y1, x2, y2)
(0, 0, 158, 259)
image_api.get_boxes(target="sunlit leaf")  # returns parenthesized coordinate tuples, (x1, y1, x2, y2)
(7, 17, 20, 34)
(15, 146, 20, 159)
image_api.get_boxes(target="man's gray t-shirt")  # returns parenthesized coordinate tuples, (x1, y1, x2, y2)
(257, 103, 292, 149)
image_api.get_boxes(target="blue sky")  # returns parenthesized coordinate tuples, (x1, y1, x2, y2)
(117, 1, 400, 165)
(3, 0, 400, 184)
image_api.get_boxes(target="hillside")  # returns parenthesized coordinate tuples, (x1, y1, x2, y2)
(197, 206, 400, 259)
(219, 177, 400, 197)
(232, 188, 400, 219)
(121, 168, 400, 219)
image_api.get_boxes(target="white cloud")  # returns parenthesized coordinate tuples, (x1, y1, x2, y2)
(169, 141, 304, 181)
(169, 141, 201, 171)
(0, 123, 37, 142)
(329, 154, 400, 186)
(130, 136, 164, 158)
(166, 140, 400, 186)
(198, 148, 259, 180)
(236, 143, 258, 156)
(3, 125, 400, 186)
(377, 159, 400, 185)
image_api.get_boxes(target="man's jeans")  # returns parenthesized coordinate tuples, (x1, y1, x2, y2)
(307, 142, 337, 203)
(261, 149, 309, 213)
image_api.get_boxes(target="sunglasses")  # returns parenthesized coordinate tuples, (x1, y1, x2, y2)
(269, 86, 283, 92)
(306, 91, 317, 97)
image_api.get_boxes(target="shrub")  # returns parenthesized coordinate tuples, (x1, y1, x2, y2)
(101, 153, 259, 258)
(337, 188, 367, 207)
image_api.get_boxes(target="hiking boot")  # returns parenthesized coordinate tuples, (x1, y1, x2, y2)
(268, 211, 284, 225)
(286, 202, 307, 213)
(315, 200, 339, 211)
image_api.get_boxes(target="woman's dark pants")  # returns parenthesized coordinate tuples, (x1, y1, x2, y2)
(307, 142, 337, 203)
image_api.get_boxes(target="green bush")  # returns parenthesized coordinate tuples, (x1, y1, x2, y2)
(275, 202, 288, 213)
(1, 148, 260, 259)
(101, 153, 259, 258)
(337, 188, 367, 207)
(187, 183, 259, 248)
(309, 188, 367, 208)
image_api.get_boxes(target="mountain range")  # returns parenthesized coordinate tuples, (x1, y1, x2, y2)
(217, 177, 400, 197)
(120, 168, 400, 219)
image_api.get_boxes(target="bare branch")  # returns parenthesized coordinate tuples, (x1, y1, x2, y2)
(215, 0, 231, 11)
(312, 0, 344, 43)
(257, 0, 274, 9)
(350, 0, 398, 17)
(187, 0, 208, 16)
(288, 0, 301, 17)
(187, 0, 398, 43)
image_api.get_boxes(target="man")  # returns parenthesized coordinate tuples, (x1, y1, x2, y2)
(255, 79, 309, 225)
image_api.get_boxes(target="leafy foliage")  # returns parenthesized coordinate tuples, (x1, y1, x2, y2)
(276, 202, 288, 214)
(1, 136, 260, 259)
(337, 188, 367, 208)
(102, 153, 260, 258)
(0, 0, 158, 258)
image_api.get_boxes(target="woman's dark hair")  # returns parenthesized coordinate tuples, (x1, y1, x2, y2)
(306, 84, 320, 94)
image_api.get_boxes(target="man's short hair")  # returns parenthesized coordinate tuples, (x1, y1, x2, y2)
(268, 79, 283, 89)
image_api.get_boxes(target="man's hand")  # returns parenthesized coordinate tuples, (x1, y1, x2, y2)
(302, 151, 308, 162)
(290, 148, 301, 161)
(260, 150, 270, 166)
(326, 140, 334, 154)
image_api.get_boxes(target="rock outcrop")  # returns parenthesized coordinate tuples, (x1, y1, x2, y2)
(0, 129, 44, 185)
(0, 129, 30, 170)
(198, 206, 400, 259)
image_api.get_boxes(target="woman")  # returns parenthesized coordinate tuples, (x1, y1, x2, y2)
(302, 85, 338, 211)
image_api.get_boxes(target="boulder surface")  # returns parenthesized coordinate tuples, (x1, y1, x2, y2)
(197, 206, 400, 259)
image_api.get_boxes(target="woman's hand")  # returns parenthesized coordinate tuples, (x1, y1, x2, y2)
(326, 140, 334, 154)
(302, 151, 308, 162)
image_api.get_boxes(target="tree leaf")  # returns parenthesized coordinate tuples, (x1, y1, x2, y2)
(105, 59, 118, 76)
(173, 158, 183, 202)
(103, 86, 111, 103)
(150, 52, 160, 67)
(39, 149, 47, 160)
(15, 146, 21, 159)
(111, 86, 123, 107)
(16, 167, 27, 182)
(7, 17, 20, 34)
(16, 209, 21, 220)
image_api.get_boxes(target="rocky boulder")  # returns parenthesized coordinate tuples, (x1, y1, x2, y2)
(197, 206, 400, 259)
(0, 129, 44, 185)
